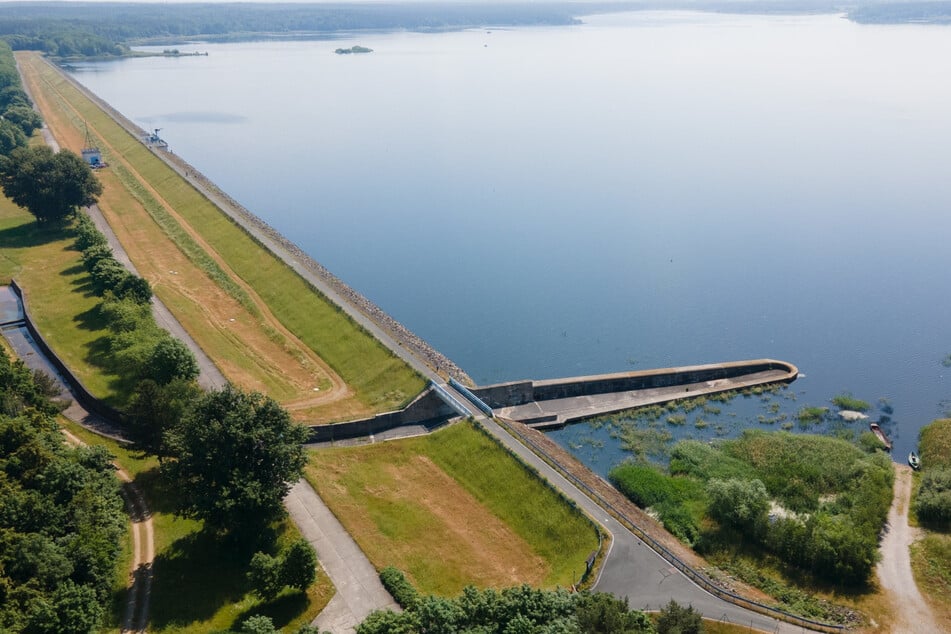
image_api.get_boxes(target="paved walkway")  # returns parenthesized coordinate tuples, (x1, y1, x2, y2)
(285, 480, 400, 633)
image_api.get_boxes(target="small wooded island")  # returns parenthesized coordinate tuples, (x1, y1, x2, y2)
(335, 45, 373, 54)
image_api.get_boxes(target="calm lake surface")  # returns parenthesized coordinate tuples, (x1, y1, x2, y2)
(67, 11, 951, 470)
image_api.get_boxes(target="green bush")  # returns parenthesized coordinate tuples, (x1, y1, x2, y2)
(916, 468, 951, 526)
(379, 566, 419, 609)
(609, 463, 677, 508)
(656, 599, 702, 634)
(706, 478, 769, 529)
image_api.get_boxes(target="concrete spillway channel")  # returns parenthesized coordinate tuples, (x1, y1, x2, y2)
(0, 286, 92, 420)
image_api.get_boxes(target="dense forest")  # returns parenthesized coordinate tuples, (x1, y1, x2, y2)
(0, 349, 126, 633)
(3, 0, 948, 59)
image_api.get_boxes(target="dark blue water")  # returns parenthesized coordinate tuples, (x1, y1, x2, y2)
(66, 12, 951, 462)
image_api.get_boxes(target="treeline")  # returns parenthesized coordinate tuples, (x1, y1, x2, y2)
(849, 2, 951, 24)
(0, 349, 126, 633)
(610, 430, 894, 587)
(0, 2, 585, 55)
(0, 41, 41, 153)
(361, 567, 664, 634)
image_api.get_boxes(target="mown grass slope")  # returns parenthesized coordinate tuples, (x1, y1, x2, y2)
(307, 421, 600, 595)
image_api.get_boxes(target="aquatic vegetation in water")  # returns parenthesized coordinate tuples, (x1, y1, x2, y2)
(710, 390, 739, 403)
(617, 423, 673, 458)
(796, 406, 829, 424)
(831, 392, 870, 412)
(666, 414, 687, 426)
(694, 418, 708, 429)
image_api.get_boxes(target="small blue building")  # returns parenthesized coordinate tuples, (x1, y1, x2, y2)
(81, 147, 102, 167)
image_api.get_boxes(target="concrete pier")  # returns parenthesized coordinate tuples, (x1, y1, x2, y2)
(473, 359, 799, 429)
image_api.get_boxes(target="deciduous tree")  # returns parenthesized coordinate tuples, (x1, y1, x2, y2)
(162, 385, 308, 533)
(0, 146, 102, 223)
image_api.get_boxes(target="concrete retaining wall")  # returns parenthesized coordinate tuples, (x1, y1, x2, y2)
(10, 279, 125, 422)
(474, 360, 798, 409)
(307, 388, 454, 443)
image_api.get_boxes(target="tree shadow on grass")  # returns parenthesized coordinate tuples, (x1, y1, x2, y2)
(0, 220, 65, 250)
(62, 263, 98, 298)
(132, 466, 178, 515)
(148, 528, 256, 630)
(231, 590, 309, 632)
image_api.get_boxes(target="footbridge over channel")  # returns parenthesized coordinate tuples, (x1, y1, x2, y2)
(306, 359, 799, 443)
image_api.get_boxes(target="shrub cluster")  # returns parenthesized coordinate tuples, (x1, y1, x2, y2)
(379, 566, 419, 608)
(916, 419, 951, 527)
(247, 538, 318, 601)
(612, 431, 893, 586)
(0, 349, 125, 633)
(359, 581, 654, 634)
(608, 462, 704, 544)
(75, 213, 152, 303)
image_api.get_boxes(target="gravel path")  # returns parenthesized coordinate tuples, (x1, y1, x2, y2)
(62, 430, 154, 634)
(877, 464, 939, 633)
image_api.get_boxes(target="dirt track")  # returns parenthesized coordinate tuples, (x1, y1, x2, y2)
(876, 465, 940, 633)
(62, 430, 153, 634)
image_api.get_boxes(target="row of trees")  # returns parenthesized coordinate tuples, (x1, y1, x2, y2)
(361, 569, 704, 634)
(0, 350, 126, 633)
(73, 214, 202, 395)
(0, 41, 41, 155)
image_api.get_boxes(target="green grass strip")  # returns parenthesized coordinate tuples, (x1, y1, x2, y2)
(422, 422, 600, 587)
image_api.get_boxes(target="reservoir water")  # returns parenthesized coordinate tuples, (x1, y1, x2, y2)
(66, 11, 951, 469)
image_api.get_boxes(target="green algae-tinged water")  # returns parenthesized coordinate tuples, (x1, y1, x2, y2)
(67, 12, 951, 468)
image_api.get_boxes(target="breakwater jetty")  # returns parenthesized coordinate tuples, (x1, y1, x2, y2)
(309, 359, 799, 442)
(478, 358, 799, 429)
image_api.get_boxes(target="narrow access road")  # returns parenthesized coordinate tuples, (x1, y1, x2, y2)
(877, 464, 940, 633)
(285, 480, 400, 633)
